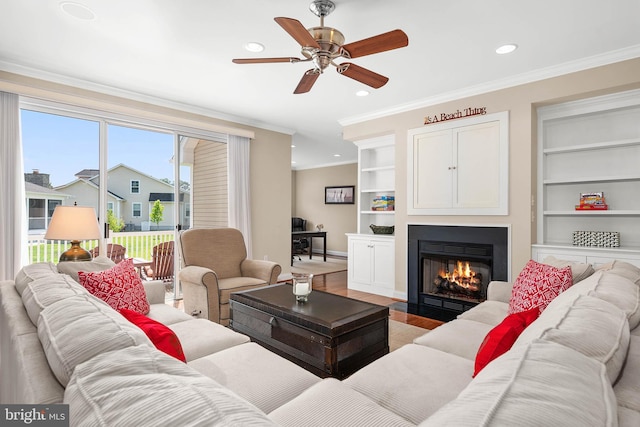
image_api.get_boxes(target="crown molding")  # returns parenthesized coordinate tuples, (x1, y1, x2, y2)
(338, 44, 640, 127)
(0, 60, 296, 136)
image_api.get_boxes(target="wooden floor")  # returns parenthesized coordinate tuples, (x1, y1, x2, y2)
(311, 270, 443, 330)
(172, 269, 444, 331)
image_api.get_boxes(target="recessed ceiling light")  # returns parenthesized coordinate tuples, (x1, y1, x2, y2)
(333, 154, 341, 157)
(244, 42, 265, 53)
(291, 160, 296, 164)
(496, 44, 518, 55)
(356, 90, 370, 97)
(291, 144, 296, 148)
(60, 1, 96, 20)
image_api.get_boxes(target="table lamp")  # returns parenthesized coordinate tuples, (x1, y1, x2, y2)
(45, 205, 101, 262)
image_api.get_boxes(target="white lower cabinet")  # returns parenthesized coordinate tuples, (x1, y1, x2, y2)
(347, 234, 395, 297)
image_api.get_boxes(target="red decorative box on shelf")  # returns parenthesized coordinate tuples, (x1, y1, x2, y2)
(575, 204, 609, 210)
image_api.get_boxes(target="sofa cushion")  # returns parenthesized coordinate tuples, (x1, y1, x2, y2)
(597, 260, 640, 285)
(189, 342, 321, 414)
(413, 319, 493, 360)
(269, 378, 413, 427)
(119, 308, 186, 362)
(145, 302, 193, 325)
(421, 340, 618, 427)
(14, 262, 58, 295)
(542, 255, 595, 284)
(547, 270, 640, 329)
(37, 294, 152, 386)
(614, 334, 640, 412)
(21, 274, 89, 325)
(78, 258, 150, 314)
(167, 318, 250, 361)
(508, 259, 572, 314)
(618, 406, 640, 427)
(515, 294, 630, 383)
(457, 300, 509, 326)
(344, 344, 473, 424)
(64, 345, 277, 426)
(473, 307, 540, 377)
(56, 256, 115, 282)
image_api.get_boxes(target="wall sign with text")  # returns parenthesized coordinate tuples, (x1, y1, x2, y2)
(424, 107, 487, 125)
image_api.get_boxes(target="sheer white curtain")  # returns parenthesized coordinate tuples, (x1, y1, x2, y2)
(227, 134, 252, 258)
(0, 92, 26, 280)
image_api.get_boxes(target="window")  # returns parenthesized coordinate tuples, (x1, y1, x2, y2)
(132, 203, 141, 217)
(185, 203, 190, 217)
(107, 202, 114, 211)
(131, 180, 140, 194)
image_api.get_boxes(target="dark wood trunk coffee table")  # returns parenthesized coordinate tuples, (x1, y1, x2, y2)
(230, 283, 389, 379)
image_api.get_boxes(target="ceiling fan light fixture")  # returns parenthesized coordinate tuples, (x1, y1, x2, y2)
(244, 42, 265, 53)
(356, 90, 370, 97)
(496, 44, 518, 55)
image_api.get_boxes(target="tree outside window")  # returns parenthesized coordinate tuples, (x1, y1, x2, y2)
(150, 200, 164, 231)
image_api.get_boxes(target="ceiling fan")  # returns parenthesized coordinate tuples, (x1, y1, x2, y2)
(232, 0, 409, 94)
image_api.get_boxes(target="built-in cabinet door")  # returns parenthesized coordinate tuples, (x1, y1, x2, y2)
(371, 239, 394, 290)
(349, 238, 373, 286)
(456, 121, 501, 208)
(408, 111, 509, 215)
(413, 129, 453, 209)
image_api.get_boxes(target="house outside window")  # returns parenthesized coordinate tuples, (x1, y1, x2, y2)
(132, 202, 141, 217)
(131, 180, 140, 194)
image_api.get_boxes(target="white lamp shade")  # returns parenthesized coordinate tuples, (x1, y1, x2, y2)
(45, 206, 101, 241)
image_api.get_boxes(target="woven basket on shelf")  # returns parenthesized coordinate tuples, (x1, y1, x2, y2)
(370, 225, 395, 235)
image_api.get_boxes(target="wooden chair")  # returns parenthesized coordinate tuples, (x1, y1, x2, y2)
(89, 243, 126, 264)
(143, 241, 175, 284)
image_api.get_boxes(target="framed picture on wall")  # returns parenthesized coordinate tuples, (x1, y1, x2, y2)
(325, 185, 355, 204)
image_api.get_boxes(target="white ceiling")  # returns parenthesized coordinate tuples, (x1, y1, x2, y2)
(2, 0, 640, 170)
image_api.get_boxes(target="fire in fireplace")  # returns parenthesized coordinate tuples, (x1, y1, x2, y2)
(424, 257, 490, 302)
(408, 225, 509, 321)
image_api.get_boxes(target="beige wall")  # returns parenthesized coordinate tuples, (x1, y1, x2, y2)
(0, 71, 292, 274)
(293, 163, 358, 255)
(343, 58, 640, 295)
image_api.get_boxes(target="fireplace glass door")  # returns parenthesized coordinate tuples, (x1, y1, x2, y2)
(422, 256, 491, 302)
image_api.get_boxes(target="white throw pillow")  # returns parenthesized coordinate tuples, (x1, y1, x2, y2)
(597, 260, 640, 285)
(421, 340, 617, 427)
(14, 262, 58, 295)
(542, 255, 595, 284)
(37, 294, 152, 386)
(64, 345, 277, 426)
(515, 293, 630, 383)
(21, 275, 89, 326)
(548, 270, 640, 329)
(56, 256, 115, 282)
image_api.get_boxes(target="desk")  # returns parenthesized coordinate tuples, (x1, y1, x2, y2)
(291, 231, 327, 266)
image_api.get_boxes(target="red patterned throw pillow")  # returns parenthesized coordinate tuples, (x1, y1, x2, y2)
(508, 259, 572, 315)
(78, 258, 150, 314)
(473, 307, 540, 377)
(119, 308, 186, 362)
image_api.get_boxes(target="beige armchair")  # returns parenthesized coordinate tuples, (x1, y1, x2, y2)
(178, 228, 281, 326)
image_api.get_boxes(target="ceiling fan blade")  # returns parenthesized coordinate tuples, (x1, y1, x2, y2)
(232, 57, 302, 64)
(337, 63, 389, 89)
(294, 69, 320, 94)
(341, 29, 408, 59)
(275, 17, 321, 49)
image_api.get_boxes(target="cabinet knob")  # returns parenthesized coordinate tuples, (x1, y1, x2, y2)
(448, 166, 457, 170)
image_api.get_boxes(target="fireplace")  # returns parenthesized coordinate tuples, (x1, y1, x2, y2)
(408, 225, 509, 321)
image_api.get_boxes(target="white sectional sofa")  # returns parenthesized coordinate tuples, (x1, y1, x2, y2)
(1, 257, 639, 426)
